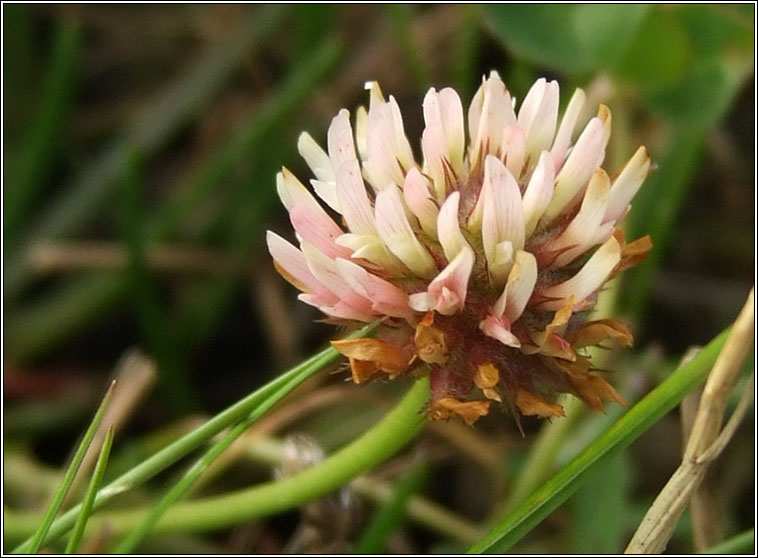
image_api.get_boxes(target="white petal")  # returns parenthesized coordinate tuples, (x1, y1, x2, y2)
(543, 116, 604, 222)
(539, 235, 621, 311)
(403, 168, 439, 238)
(422, 87, 465, 197)
(310, 179, 340, 213)
(547, 168, 613, 267)
(375, 185, 437, 278)
(298, 132, 333, 183)
(604, 146, 650, 223)
(522, 151, 556, 237)
(482, 156, 525, 284)
(551, 88, 586, 170)
(355, 106, 368, 161)
(468, 71, 517, 169)
(436, 191, 469, 262)
(335, 159, 376, 235)
(336, 233, 406, 274)
(492, 250, 538, 322)
(518, 79, 559, 160)
(502, 125, 526, 181)
(327, 109, 357, 173)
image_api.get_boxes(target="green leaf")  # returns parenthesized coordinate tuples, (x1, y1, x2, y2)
(467, 327, 731, 553)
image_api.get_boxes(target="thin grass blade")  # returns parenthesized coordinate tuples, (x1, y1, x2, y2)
(64, 425, 115, 554)
(26, 381, 116, 553)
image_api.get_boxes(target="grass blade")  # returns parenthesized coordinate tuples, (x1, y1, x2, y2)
(26, 381, 116, 553)
(467, 326, 732, 553)
(64, 425, 115, 554)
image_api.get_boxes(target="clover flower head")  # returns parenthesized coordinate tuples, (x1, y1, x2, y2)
(268, 71, 652, 425)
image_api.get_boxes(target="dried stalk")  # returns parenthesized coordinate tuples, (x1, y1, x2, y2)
(625, 288, 755, 553)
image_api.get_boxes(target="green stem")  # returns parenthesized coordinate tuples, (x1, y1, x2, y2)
(11, 322, 375, 553)
(113, 351, 340, 552)
(8, 377, 429, 543)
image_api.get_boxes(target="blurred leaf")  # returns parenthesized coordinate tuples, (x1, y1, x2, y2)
(644, 55, 750, 128)
(2, 3, 36, 138)
(569, 450, 633, 553)
(676, 4, 753, 60)
(615, 8, 690, 90)
(353, 460, 429, 553)
(4, 21, 81, 246)
(571, 4, 648, 72)
(485, 5, 592, 74)
(4, 5, 289, 301)
(117, 149, 194, 411)
(697, 528, 755, 555)
(485, 4, 648, 75)
(620, 129, 705, 321)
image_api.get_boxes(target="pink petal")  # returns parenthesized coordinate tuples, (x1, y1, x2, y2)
(479, 315, 521, 348)
(335, 159, 376, 235)
(482, 156, 525, 284)
(301, 242, 376, 319)
(411, 246, 475, 316)
(375, 185, 437, 278)
(276, 169, 348, 259)
(266, 231, 337, 305)
(522, 151, 556, 237)
(543, 116, 604, 222)
(604, 146, 650, 224)
(539, 235, 621, 311)
(335, 258, 414, 322)
(436, 191, 469, 263)
(403, 168, 439, 238)
(551, 88, 586, 170)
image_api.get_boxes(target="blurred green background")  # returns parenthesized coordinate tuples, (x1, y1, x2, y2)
(3, 4, 754, 554)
